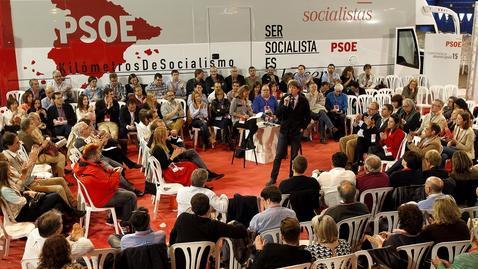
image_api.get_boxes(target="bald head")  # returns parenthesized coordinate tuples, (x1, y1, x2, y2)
(338, 180, 356, 203)
(425, 176, 443, 194)
(364, 155, 381, 173)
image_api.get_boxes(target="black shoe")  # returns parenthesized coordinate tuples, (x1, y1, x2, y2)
(127, 162, 142, 169)
(72, 209, 86, 218)
(265, 179, 276, 186)
(133, 189, 145, 197)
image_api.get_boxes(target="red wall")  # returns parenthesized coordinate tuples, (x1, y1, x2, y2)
(0, 0, 19, 104)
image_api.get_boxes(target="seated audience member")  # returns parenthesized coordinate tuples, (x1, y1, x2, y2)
(415, 99, 446, 137)
(146, 73, 167, 99)
(416, 177, 446, 211)
(252, 217, 313, 269)
(36, 234, 85, 269)
(150, 127, 198, 186)
(167, 70, 187, 98)
(249, 185, 297, 234)
(18, 118, 66, 178)
(205, 66, 225, 94)
(73, 144, 137, 223)
(76, 93, 95, 123)
(143, 92, 162, 117)
(41, 87, 54, 110)
(356, 155, 390, 210)
(313, 152, 355, 207)
(132, 85, 146, 109)
(422, 196, 470, 243)
(84, 76, 103, 101)
(340, 66, 356, 92)
(399, 98, 421, 133)
(325, 83, 347, 139)
(350, 102, 381, 166)
(224, 66, 246, 92)
(160, 90, 184, 133)
(0, 160, 84, 222)
(270, 81, 283, 99)
(108, 207, 166, 250)
(387, 122, 443, 174)
(105, 72, 126, 101)
(263, 65, 280, 86)
(95, 88, 120, 139)
(441, 111, 475, 163)
(186, 69, 207, 96)
(245, 66, 259, 90)
(454, 98, 473, 117)
(402, 78, 418, 102)
(230, 85, 258, 149)
(119, 98, 139, 140)
(346, 80, 365, 96)
(449, 151, 478, 205)
(135, 109, 153, 142)
(189, 91, 212, 149)
(322, 64, 341, 88)
(125, 73, 146, 96)
(23, 210, 93, 260)
(210, 88, 233, 146)
(279, 72, 294, 94)
(28, 99, 48, 132)
(432, 218, 478, 269)
(391, 94, 404, 116)
(252, 84, 277, 114)
(389, 151, 424, 187)
(3, 97, 25, 133)
(423, 150, 449, 179)
(176, 168, 228, 215)
(170, 193, 247, 244)
(357, 64, 376, 89)
(322, 181, 369, 224)
(306, 215, 351, 260)
(227, 81, 241, 102)
(366, 204, 426, 250)
(187, 81, 208, 107)
(279, 156, 321, 221)
(20, 91, 34, 112)
(443, 96, 457, 120)
(207, 81, 223, 103)
(372, 114, 405, 160)
(377, 104, 393, 133)
(293, 65, 311, 91)
(48, 70, 74, 103)
(26, 78, 46, 100)
(306, 82, 336, 144)
(249, 81, 262, 104)
(48, 92, 76, 137)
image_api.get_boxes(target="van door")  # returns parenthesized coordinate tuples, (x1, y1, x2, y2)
(207, 7, 252, 69)
(394, 27, 421, 76)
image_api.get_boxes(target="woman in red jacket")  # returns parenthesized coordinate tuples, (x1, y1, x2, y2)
(73, 144, 137, 221)
(372, 114, 406, 160)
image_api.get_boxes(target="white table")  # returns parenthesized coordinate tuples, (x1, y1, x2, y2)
(245, 122, 280, 164)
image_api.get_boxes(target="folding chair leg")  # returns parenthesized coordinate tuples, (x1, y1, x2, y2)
(253, 149, 258, 165)
(84, 210, 91, 238)
(111, 209, 120, 235)
(243, 150, 246, 168)
(153, 192, 161, 219)
(3, 238, 10, 258)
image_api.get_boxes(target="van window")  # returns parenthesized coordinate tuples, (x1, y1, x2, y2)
(396, 29, 420, 69)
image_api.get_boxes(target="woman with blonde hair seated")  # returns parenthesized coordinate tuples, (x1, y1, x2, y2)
(305, 215, 351, 260)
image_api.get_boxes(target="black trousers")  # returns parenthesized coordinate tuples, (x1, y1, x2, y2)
(270, 132, 302, 181)
(16, 192, 73, 222)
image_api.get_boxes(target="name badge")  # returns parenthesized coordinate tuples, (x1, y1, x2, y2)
(371, 134, 376, 143)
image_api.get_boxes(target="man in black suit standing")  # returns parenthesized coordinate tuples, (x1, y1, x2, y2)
(47, 92, 76, 137)
(119, 98, 139, 139)
(267, 80, 311, 186)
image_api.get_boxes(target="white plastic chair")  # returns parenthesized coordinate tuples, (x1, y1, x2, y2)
(74, 174, 119, 237)
(373, 76, 385, 86)
(416, 86, 433, 114)
(192, 127, 202, 149)
(417, 75, 429, 88)
(69, 147, 81, 169)
(429, 85, 444, 102)
(69, 102, 78, 112)
(357, 95, 374, 115)
(429, 240, 471, 269)
(118, 101, 126, 108)
(21, 258, 39, 269)
(466, 100, 475, 112)
(311, 253, 357, 269)
(359, 187, 394, 217)
(346, 95, 359, 134)
(377, 88, 393, 96)
(280, 194, 291, 209)
(82, 248, 120, 269)
(6, 90, 24, 104)
(336, 214, 371, 251)
(374, 94, 391, 109)
(386, 75, 402, 89)
(365, 89, 378, 96)
(148, 156, 183, 219)
(217, 237, 242, 269)
(396, 241, 434, 269)
(261, 227, 282, 244)
(443, 85, 458, 100)
(461, 206, 478, 219)
(299, 221, 314, 245)
(0, 200, 35, 258)
(279, 262, 312, 269)
(170, 241, 215, 269)
(372, 211, 399, 235)
(402, 75, 416, 87)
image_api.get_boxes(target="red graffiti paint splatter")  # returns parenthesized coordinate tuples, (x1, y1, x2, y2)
(36, 71, 44, 76)
(153, 49, 159, 53)
(24, 67, 27, 70)
(32, 69, 36, 72)
(80, 83, 88, 89)
(144, 48, 152, 56)
(48, 0, 161, 77)
(31, 60, 36, 65)
(135, 52, 139, 55)
(41, 80, 46, 84)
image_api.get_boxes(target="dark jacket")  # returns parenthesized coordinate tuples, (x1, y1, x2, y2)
(119, 105, 139, 137)
(227, 193, 260, 226)
(210, 98, 231, 119)
(186, 78, 207, 96)
(225, 75, 246, 92)
(115, 243, 169, 269)
(261, 74, 280, 85)
(401, 110, 421, 133)
(95, 99, 120, 124)
(275, 94, 311, 135)
(47, 103, 77, 127)
(279, 175, 321, 221)
(390, 169, 424, 187)
(205, 75, 226, 94)
(252, 244, 313, 269)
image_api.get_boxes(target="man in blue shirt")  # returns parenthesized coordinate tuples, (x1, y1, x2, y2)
(321, 64, 341, 88)
(417, 177, 446, 211)
(252, 85, 277, 115)
(325, 83, 348, 140)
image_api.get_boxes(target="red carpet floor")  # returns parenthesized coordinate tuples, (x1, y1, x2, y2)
(1, 139, 339, 268)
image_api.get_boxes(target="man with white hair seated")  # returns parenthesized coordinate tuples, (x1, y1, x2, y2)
(356, 154, 390, 210)
(416, 176, 446, 211)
